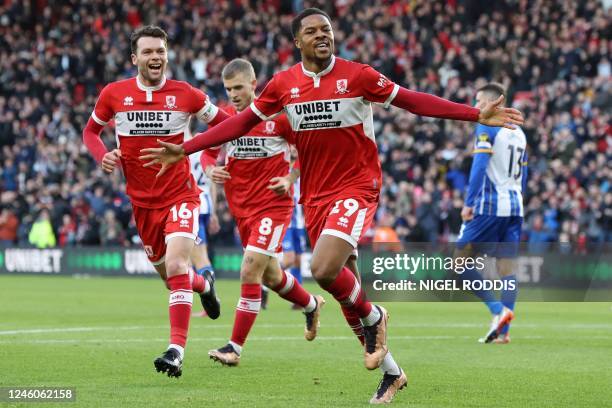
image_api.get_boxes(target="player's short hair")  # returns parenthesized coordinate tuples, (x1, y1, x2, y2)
(477, 82, 506, 100)
(291, 8, 332, 39)
(222, 58, 256, 81)
(130, 25, 168, 54)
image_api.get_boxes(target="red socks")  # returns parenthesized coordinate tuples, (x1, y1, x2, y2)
(167, 274, 193, 348)
(230, 283, 262, 347)
(341, 305, 365, 345)
(272, 271, 312, 307)
(189, 269, 206, 293)
(322, 267, 372, 318)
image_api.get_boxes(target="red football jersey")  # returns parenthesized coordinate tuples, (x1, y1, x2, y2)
(91, 76, 220, 208)
(202, 106, 294, 218)
(250, 56, 399, 206)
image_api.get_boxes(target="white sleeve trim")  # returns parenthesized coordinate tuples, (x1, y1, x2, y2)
(196, 101, 220, 124)
(383, 84, 400, 108)
(250, 102, 282, 121)
(92, 112, 108, 126)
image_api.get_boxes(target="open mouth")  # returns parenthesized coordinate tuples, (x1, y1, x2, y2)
(315, 42, 330, 51)
(148, 63, 162, 74)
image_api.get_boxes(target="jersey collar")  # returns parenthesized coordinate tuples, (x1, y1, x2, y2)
(136, 75, 166, 102)
(301, 55, 335, 88)
(136, 75, 167, 92)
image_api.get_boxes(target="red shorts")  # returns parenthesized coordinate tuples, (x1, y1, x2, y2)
(235, 208, 292, 257)
(304, 194, 378, 249)
(132, 199, 200, 265)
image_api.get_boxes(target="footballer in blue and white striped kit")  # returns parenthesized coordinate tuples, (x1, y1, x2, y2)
(457, 83, 528, 344)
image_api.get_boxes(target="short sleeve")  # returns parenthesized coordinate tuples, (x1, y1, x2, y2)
(359, 65, 400, 108)
(191, 86, 220, 123)
(92, 85, 115, 125)
(251, 76, 284, 120)
(473, 124, 497, 154)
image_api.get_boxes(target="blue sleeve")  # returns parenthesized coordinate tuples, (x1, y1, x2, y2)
(521, 150, 528, 193)
(465, 152, 491, 207)
(465, 125, 497, 207)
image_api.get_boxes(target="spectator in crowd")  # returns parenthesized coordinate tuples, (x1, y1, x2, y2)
(99, 209, 124, 246)
(0, 0, 609, 250)
(28, 209, 56, 248)
(0, 206, 19, 245)
(57, 213, 77, 247)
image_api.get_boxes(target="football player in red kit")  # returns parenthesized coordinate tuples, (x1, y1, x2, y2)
(202, 58, 324, 366)
(83, 26, 225, 378)
(139, 9, 523, 403)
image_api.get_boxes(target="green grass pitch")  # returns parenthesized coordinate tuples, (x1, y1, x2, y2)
(1, 275, 611, 407)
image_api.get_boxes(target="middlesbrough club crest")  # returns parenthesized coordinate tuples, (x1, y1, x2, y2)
(265, 121, 276, 134)
(335, 79, 349, 94)
(165, 95, 177, 109)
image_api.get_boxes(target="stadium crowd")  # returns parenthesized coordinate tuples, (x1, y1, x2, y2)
(0, 0, 610, 249)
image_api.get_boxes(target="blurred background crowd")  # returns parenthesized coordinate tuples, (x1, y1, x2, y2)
(0, 0, 610, 250)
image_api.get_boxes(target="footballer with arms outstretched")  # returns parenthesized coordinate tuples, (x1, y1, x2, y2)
(202, 58, 324, 366)
(82, 26, 226, 378)
(139, 9, 524, 403)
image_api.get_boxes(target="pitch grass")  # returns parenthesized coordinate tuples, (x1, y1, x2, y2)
(1, 275, 611, 407)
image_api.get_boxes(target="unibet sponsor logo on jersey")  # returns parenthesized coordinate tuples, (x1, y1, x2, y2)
(286, 98, 365, 131)
(115, 110, 191, 136)
(226, 136, 287, 159)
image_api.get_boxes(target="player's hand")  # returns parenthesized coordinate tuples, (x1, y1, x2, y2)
(268, 176, 292, 195)
(461, 206, 474, 222)
(101, 149, 121, 174)
(206, 166, 231, 184)
(478, 95, 524, 129)
(139, 140, 185, 177)
(208, 214, 221, 235)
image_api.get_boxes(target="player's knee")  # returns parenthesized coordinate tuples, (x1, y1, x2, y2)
(165, 257, 189, 277)
(284, 253, 296, 267)
(310, 260, 336, 284)
(240, 255, 266, 283)
(262, 271, 282, 288)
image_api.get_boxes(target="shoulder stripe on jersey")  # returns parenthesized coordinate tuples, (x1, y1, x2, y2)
(250, 102, 281, 121)
(92, 112, 108, 126)
(473, 148, 493, 154)
(383, 84, 400, 108)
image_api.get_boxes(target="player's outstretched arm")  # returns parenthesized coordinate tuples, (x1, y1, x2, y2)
(391, 88, 523, 129)
(139, 108, 262, 177)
